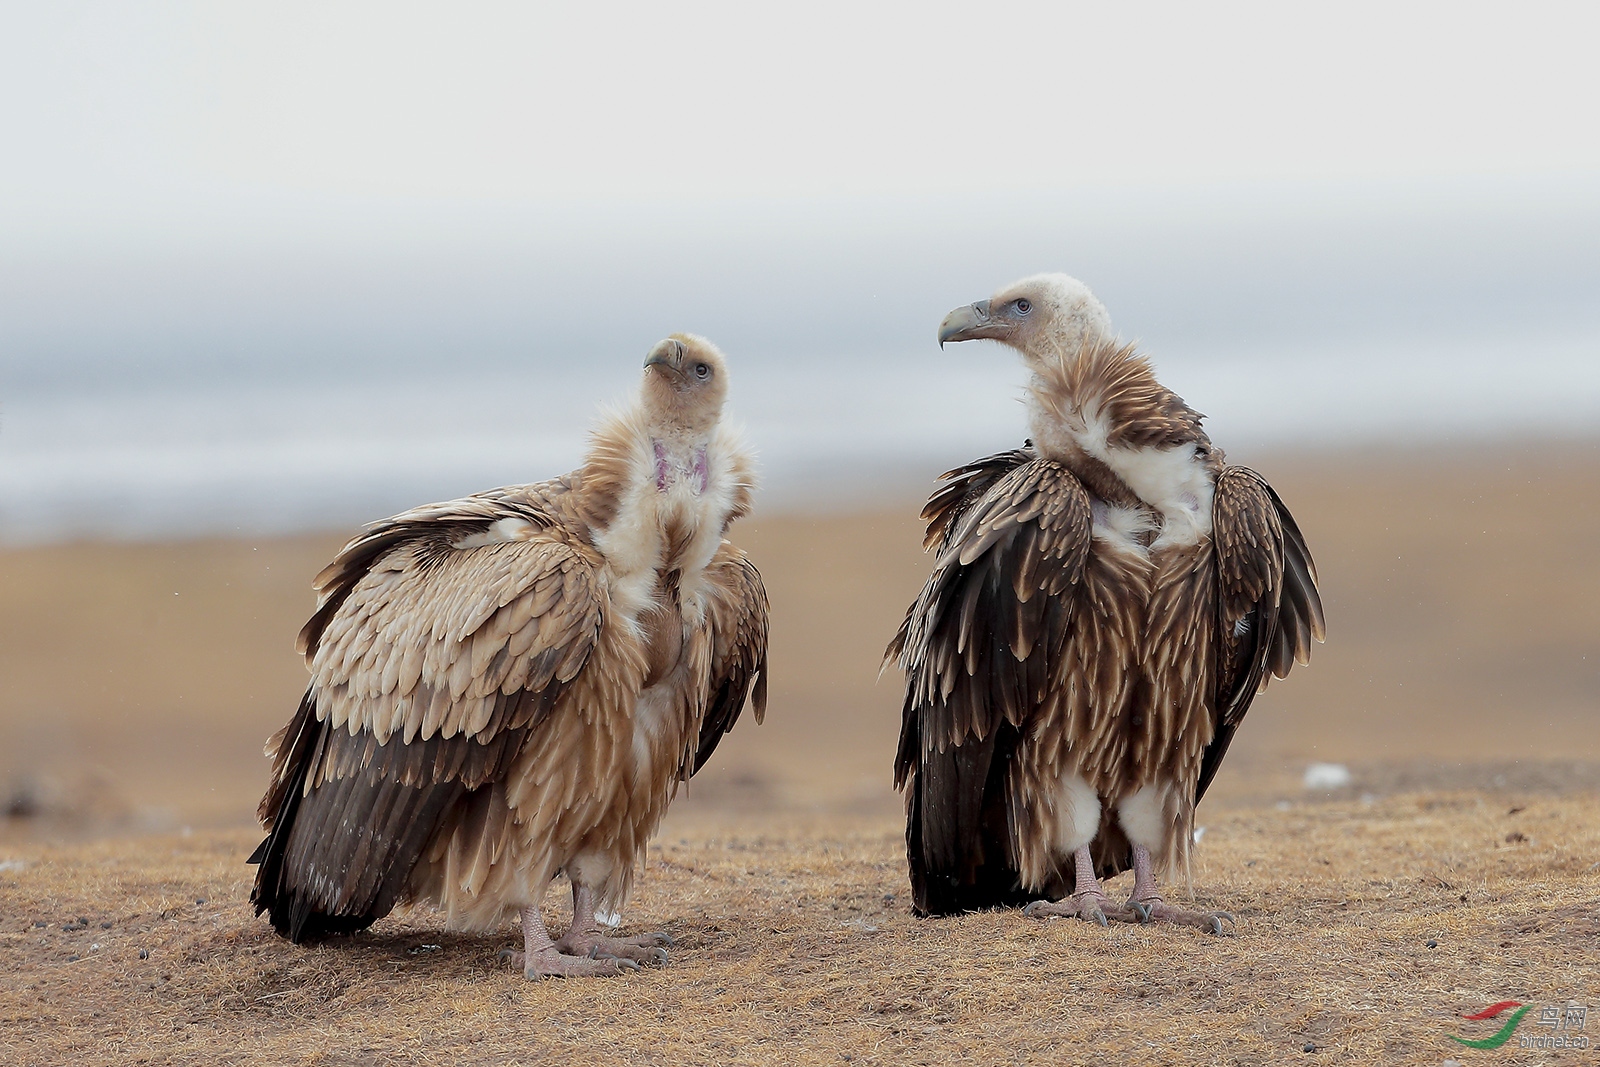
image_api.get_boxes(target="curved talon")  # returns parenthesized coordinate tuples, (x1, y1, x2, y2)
(1208, 911, 1237, 936)
(497, 948, 522, 965)
(1090, 907, 1109, 928)
(1127, 901, 1152, 923)
(653, 932, 676, 948)
(647, 947, 669, 966)
(1022, 900, 1050, 920)
(616, 957, 642, 972)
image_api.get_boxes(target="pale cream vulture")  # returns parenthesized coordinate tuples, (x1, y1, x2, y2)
(250, 335, 768, 977)
(888, 275, 1324, 931)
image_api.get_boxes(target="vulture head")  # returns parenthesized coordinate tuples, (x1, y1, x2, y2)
(642, 333, 729, 435)
(938, 273, 1112, 365)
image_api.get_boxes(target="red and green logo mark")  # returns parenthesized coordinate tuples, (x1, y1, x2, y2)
(1450, 1002, 1530, 1049)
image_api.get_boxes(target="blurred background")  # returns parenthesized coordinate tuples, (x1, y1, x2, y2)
(2, 2, 1596, 838)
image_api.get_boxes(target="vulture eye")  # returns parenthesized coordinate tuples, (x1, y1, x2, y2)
(693, 362, 711, 379)
(1014, 298, 1032, 315)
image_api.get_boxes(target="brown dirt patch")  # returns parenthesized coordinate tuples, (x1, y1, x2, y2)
(3, 790, 1597, 1066)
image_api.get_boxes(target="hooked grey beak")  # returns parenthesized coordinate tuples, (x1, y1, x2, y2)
(938, 300, 994, 347)
(644, 338, 685, 370)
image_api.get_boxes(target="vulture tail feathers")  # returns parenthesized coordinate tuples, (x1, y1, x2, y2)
(905, 722, 1034, 916)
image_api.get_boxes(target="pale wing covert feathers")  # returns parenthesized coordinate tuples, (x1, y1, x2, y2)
(251, 485, 605, 941)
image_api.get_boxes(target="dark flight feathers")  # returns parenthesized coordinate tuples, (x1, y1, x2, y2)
(1197, 468, 1324, 803)
(890, 449, 1093, 914)
(693, 551, 770, 774)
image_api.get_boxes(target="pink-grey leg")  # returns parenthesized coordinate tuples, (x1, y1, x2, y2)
(1023, 846, 1142, 925)
(554, 884, 672, 966)
(497, 904, 639, 978)
(1126, 844, 1235, 935)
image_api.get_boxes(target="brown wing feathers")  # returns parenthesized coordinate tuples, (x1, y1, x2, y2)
(1197, 467, 1325, 803)
(297, 486, 561, 660)
(894, 457, 1092, 766)
(255, 730, 480, 940)
(1269, 481, 1325, 678)
(691, 546, 770, 775)
(914, 447, 1037, 552)
(891, 455, 1093, 915)
(250, 493, 603, 942)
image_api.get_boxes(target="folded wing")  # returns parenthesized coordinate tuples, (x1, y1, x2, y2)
(250, 487, 606, 942)
(689, 542, 770, 775)
(1200, 467, 1326, 802)
(889, 453, 1094, 914)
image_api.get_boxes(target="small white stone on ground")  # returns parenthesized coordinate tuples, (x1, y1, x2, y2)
(1303, 762, 1353, 789)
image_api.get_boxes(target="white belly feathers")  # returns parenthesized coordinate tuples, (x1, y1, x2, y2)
(1070, 409, 1215, 551)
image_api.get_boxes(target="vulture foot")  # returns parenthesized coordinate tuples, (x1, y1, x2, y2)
(1021, 846, 1140, 926)
(558, 931, 671, 967)
(499, 946, 640, 978)
(509, 903, 645, 979)
(1125, 845, 1236, 934)
(1132, 899, 1236, 935)
(1022, 891, 1141, 926)
(555, 885, 673, 965)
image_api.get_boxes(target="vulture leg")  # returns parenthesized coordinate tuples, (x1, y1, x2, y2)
(1126, 846, 1235, 936)
(500, 904, 641, 979)
(555, 883, 672, 967)
(1022, 847, 1142, 926)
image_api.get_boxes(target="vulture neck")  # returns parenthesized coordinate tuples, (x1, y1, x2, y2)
(1020, 334, 1217, 549)
(580, 405, 752, 617)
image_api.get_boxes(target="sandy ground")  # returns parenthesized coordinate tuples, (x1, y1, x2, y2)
(1, 796, 1596, 1066)
(2, 440, 1598, 1064)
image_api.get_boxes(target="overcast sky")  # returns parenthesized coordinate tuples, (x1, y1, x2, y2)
(3, 2, 1598, 392)
(3, 1, 1597, 237)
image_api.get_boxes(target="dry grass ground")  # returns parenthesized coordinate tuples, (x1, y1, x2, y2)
(2, 441, 1598, 1065)
(2, 790, 1597, 1066)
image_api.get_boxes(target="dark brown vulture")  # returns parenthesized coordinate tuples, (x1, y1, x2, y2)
(250, 335, 769, 977)
(888, 274, 1324, 931)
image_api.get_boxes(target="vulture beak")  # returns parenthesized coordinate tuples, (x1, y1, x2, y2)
(644, 338, 685, 373)
(938, 300, 995, 347)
